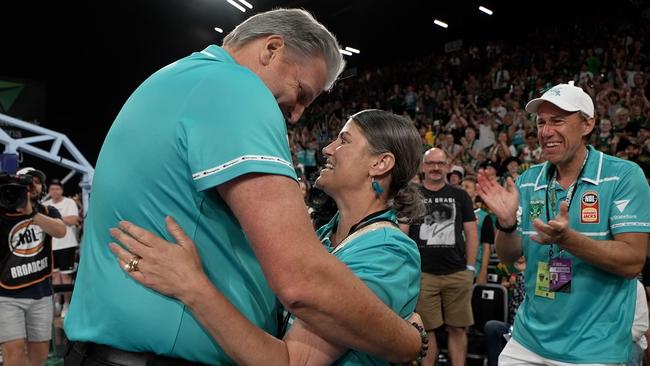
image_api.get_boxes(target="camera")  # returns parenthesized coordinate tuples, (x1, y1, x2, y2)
(0, 173, 33, 211)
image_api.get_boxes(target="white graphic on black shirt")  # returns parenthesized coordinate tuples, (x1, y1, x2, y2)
(419, 203, 456, 246)
(8, 219, 45, 258)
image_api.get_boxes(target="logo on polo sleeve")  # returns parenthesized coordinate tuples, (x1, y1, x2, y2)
(614, 200, 630, 213)
(581, 191, 599, 224)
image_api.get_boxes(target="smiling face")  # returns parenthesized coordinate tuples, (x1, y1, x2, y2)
(536, 102, 594, 168)
(267, 56, 326, 123)
(315, 120, 375, 197)
(253, 37, 327, 123)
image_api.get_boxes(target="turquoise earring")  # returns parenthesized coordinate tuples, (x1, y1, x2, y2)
(371, 177, 384, 196)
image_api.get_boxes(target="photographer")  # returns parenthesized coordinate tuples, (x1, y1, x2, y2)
(0, 167, 65, 366)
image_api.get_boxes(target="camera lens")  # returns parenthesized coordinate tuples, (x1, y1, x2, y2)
(0, 184, 27, 211)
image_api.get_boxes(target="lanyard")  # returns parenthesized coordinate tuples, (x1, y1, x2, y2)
(327, 209, 397, 251)
(545, 150, 589, 258)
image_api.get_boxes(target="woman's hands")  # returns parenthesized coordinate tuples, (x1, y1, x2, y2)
(109, 216, 207, 303)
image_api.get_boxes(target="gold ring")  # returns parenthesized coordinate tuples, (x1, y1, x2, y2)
(126, 256, 141, 272)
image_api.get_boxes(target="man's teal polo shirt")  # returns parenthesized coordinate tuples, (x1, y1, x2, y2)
(513, 145, 650, 363)
(65, 45, 296, 364)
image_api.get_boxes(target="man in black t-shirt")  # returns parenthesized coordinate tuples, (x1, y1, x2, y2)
(0, 168, 65, 366)
(401, 148, 478, 366)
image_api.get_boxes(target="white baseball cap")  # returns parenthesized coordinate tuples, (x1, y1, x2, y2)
(525, 82, 594, 118)
(16, 167, 46, 183)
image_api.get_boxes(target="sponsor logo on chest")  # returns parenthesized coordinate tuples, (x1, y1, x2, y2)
(8, 219, 46, 258)
(580, 191, 599, 224)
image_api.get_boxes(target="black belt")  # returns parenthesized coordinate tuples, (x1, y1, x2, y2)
(66, 341, 210, 366)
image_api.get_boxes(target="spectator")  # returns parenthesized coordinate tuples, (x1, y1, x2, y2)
(478, 83, 650, 364)
(459, 127, 480, 166)
(592, 118, 615, 154)
(488, 131, 517, 170)
(475, 113, 497, 152)
(402, 148, 478, 366)
(501, 157, 521, 182)
(520, 132, 543, 165)
(43, 179, 81, 319)
(479, 160, 498, 180)
(447, 170, 463, 187)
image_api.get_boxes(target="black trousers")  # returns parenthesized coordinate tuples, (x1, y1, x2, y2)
(64, 341, 210, 366)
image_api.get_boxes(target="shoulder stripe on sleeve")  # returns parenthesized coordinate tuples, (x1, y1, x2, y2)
(522, 230, 610, 237)
(611, 222, 650, 229)
(192, 155, 293, 180)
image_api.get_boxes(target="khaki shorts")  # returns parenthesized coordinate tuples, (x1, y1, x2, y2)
(416, 270, 474, 330)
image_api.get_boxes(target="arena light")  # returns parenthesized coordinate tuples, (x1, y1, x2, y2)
(479, 6, 493, 15)
(339, 49, 353, 56)
(434, 19, 448, 29)
(344, 47, 360, 54)
(235, 0, 253, 10)
(226, 0, 246, 12)
(214, 27, 224, 33)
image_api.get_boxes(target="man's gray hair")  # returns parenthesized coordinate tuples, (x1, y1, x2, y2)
(223, 8, 345, 91)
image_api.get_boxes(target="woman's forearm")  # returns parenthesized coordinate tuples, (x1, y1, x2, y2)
(182, 274, 344, 366)
(182, 274, 291, 366)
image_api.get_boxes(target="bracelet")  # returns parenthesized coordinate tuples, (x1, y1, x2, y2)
(405, 321, 429, 366)
(495, 219, 517, 233)
(466, 264, 477, 273)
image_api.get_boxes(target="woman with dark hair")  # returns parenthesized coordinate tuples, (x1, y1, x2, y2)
(109, 109, 427, 365)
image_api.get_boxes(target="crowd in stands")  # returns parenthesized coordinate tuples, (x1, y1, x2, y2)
(289, 18, 650, 201)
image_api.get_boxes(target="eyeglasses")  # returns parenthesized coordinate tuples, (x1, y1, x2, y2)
(423, 161, 448, 167)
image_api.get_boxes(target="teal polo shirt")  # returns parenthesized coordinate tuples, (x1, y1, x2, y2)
(316, 210, 421, 365)
(512, 145, 650, 363)
(64, 45, 296, 364)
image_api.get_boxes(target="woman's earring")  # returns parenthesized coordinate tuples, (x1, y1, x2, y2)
(371, 177, 384, 196)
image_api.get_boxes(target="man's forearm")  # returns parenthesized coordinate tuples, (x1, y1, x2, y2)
(559, 230, 645, 278)
(464, 222, 479, 267)
(219, 175, 421, 362)
(284, 256, 421, 362)
(33, 214, 66, 238)
(465, 239, 478, 268)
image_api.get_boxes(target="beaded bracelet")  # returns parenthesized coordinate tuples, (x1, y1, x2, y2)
(388, 321, 429, 366)
(406, 321, 429, 366)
